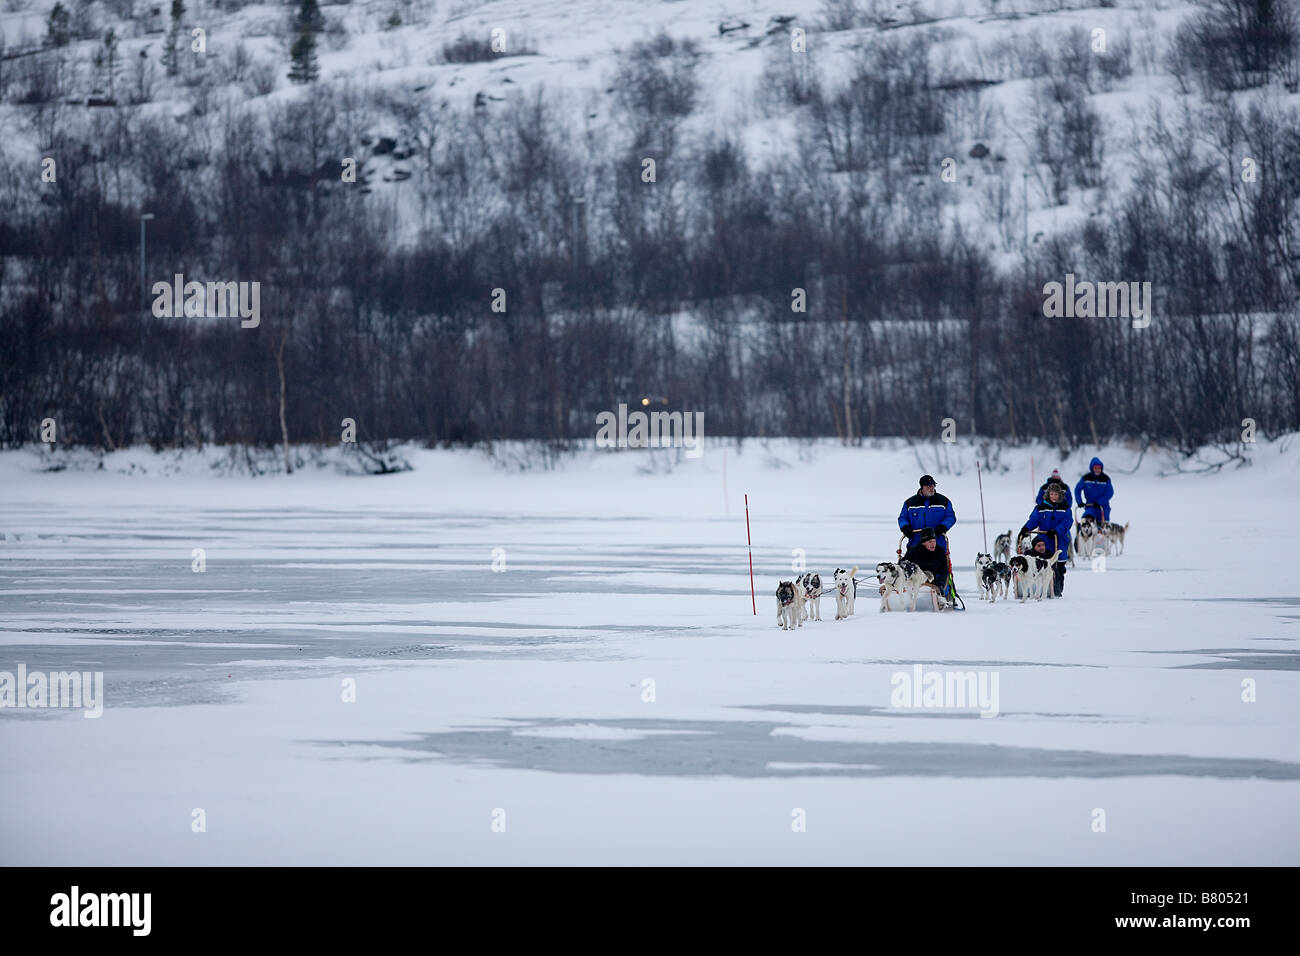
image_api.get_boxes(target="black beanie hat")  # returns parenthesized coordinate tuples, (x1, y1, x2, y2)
(919, 474, 936, 487)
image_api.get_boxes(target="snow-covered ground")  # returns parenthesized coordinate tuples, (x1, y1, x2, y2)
(2, 438, 1298, 864)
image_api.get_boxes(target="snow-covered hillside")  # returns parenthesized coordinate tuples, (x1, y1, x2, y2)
(0, 0, 1220, 251)
(5, 0, 1298, 451)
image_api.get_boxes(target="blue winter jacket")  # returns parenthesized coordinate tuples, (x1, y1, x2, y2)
(1023, 499, 1073, 561)
(899, 491, 956, 552)
(1074, 457, 1114, 521)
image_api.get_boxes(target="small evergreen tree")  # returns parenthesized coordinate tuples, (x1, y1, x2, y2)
(294, 0, 325, 35)
(288, 0, 322, 84)
(45, 3, 71, 48)
(288, 32, 319, 83)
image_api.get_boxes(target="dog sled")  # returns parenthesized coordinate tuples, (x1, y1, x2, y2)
(879, 584, 949, 612)
(877, 536, 965, 613)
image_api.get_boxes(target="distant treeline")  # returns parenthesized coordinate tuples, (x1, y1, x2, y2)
(2, 4, 1299, 456)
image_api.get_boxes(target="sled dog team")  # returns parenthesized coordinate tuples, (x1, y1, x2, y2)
(776, 460, 1127, 626)
(778, 473, 954, 626)
(776, 569, 858, 629)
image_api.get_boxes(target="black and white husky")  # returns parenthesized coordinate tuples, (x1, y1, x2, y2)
(993, 530, 1012, 563)
(776, 581, 801, 630)
(995, 561, 1012, 596)
(798, 572, 823, 621)
(894, 559, 932, 611)
(1008, 555, 1034, 602)
(875, 562, 897, 613)
(975, 552, 1006, 602)
(1032, 550, 1062, 599)
(1011, 550, 1061, 601)
(1075, 515, 1100, 563)
(878, 559, 941, 611)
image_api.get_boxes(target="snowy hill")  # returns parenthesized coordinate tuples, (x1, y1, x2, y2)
(2, 0, 1218, 251)
(2, 0, 1298, 451)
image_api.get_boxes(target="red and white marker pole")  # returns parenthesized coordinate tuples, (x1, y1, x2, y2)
(745, 493, 756, 615)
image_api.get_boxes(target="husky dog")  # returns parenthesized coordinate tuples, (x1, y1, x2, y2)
(1103, 520, 1129, 555)
(976, 552, 999, 602)
(776, 581, 801, 630)
(1015, 528, 1036, 555)
(993, 530, 1012, 563)
(1074, 515, 1099, 564)
(1045, 550, 1064, 598)
(798, 572, 823, 621)
(1025, 550, 1062, 600)
(894, 559, 933, 611)
(834, 566, 858, 620)
(875, 562, 898, 613)
(1008, 555, 1033, 602)
(993, 561, 1012, 599)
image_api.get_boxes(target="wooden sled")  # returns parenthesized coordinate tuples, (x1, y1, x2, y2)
(879, 583, 947, 612)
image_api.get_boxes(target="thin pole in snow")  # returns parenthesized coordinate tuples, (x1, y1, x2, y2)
(1031, 455, 1034, 496)
(976, 460, 988, 554)
(745, 493, 755, 615)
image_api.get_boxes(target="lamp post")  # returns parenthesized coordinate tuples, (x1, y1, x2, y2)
(1022, 173, 1028, 250)
(572, 194, 585, 267)
(140, 213, 154, 320)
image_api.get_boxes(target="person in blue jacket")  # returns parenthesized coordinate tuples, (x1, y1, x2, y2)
(1074, 457, 1114, 522)
(899, 474, 956, 554)
(1021, 483, 1072, 596)
(1036, 468, 1069, 504)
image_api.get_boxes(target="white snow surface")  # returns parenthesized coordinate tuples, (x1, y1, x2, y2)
(1, 437, 1298, 864)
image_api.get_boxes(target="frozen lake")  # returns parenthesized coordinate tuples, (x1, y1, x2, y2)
(2, 441, 1298, 864)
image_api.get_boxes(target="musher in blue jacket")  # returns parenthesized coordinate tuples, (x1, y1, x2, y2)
(899, 474, 956, 554)
(1021, 483, 1072, 597)
(1036, 468, 1069, 505)
(1074, 457, 1114, 523)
